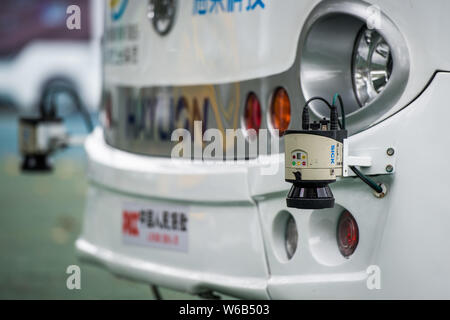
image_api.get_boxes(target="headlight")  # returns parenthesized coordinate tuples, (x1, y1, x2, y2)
(299, 1, 409, 133)
(352, 27, 393, 107)
(285, 215, 298, 260)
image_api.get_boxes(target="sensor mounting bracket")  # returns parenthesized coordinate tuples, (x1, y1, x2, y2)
(343, 139, 397, 177)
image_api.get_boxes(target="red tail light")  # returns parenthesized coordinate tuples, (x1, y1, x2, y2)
(337, 211, 359, 257)
(244, 92, 262, 137)
(270, 87, 291, 136)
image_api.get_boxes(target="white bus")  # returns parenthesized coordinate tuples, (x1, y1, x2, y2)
(76, 0, 450, 299)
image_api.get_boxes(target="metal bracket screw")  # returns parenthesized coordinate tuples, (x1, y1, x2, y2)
(386, 148, 395, 156)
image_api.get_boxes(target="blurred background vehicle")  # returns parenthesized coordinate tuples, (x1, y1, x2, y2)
(0, 0, 102, 116)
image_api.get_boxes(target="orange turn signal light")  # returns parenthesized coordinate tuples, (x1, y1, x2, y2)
(270, 87, 291, 136)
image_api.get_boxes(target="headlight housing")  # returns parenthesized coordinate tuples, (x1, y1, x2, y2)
(352, 27, 393, 107)
(299, 1, 409, 134)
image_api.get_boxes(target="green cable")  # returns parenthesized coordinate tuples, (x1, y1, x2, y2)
(332, 93, 338, 106)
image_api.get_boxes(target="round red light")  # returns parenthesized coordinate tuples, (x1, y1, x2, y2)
(244, 92, 262, 137)
(337, 211, 359, 258)
(270, 87, 291, 136)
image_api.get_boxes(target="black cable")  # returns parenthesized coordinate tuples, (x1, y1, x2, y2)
(69, 87, 94, 133)
(303, 97, 342, 129)
(39, 86, 57, 119)
(349, 165, 383, 194)
(151, 285, 163, 300)
(41, 81, 94, 133)
(304, 96, 332, 110)
(333, 93, 346, 130)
